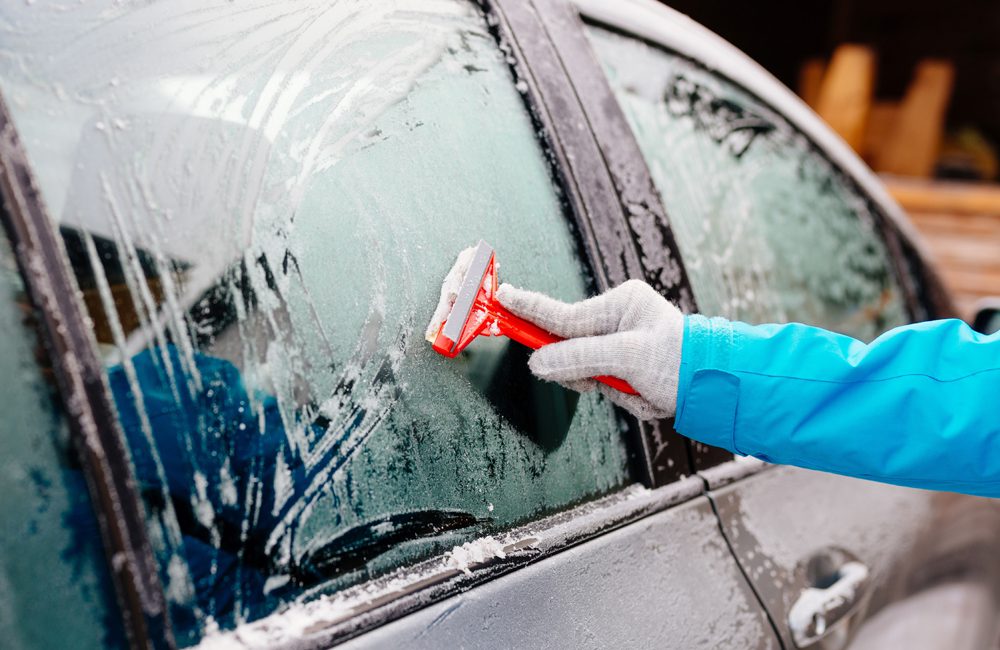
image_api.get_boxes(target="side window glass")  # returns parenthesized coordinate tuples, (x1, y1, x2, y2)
(0, 234, 125, 649)
(0, 1, 632, 642)
(585, 25, 909, 341)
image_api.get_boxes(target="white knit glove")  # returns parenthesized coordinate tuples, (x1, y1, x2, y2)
(496, 280, 684, 420)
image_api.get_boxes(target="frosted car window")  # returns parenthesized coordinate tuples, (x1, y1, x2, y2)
(586, 26, 908, 340)
(0, 235, 125, 649)
(0, 0, 631, 643)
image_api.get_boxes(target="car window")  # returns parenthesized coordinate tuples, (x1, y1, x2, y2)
(585, 25, 909, 341)
(0, 234, 125, 649)
(0, 1, 632, 643)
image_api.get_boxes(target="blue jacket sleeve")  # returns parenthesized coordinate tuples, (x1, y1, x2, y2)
(675, 315, 1000, 497)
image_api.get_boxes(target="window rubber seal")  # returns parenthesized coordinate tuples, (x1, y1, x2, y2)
(0, 92, 175, 650)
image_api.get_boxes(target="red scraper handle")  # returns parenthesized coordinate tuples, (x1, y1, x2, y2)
(430, 244, 638, 397)
(491, 303, 638, 396)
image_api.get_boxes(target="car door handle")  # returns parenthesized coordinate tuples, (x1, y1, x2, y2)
(787, 559, 870, 648)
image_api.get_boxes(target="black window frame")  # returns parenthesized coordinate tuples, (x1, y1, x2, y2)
(524, 0, 729, 481)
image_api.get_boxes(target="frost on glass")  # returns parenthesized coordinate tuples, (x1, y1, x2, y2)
(0, 0, 631, 642)
(586, 26, 908, 340)
(0, 236, 124, 649)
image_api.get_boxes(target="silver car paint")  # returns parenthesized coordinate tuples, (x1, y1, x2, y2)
(340, 496, 777, 650)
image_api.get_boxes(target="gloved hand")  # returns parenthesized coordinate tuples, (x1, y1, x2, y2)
(496, 279, 684, 420)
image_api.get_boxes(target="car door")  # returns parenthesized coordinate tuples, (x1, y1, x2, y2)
(0, 0, 778, 648)
(570, 0, 1000, 648)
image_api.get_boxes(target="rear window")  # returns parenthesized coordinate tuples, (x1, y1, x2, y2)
(0, 1, 631, 643)
(586, 24, 909, 341)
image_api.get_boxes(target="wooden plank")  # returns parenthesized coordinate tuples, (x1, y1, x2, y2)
(874, 60, 955, 177)
(815, 45, 875, 152)
(797, 58, 826, 109)
(908, 212, 1000, 237)
(936, 267, 1000, 295)
(884, 176, 1000, 215)
(862, 101, 899, 163)
(922, 236, 1000, 268)
(882, 177, 1000, 319)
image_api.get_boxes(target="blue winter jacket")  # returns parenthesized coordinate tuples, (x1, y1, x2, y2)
(675, 316, 1000, 497)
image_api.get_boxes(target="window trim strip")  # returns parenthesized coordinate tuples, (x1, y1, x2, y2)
(528, 0, 698, 314)
(485, 0, 642, 289)
(0, 93, 174, 650)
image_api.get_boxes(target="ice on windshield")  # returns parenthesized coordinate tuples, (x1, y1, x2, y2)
(586, 25, 908, 341)
(0, 1, 632, 644)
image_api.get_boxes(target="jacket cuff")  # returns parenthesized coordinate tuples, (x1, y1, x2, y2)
(675, 315, 742, 454)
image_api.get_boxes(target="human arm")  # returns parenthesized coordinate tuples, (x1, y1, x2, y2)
(499, 280, 1000, 497)
(678, 315, 1000, 496)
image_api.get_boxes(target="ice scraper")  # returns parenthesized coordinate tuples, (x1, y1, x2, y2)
(426, 241, 638, 395)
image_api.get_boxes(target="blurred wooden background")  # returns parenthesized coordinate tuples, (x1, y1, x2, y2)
(885, 177, 1000, 318)
(799, 44, 999, 320)
(664, 1, 1000, 321)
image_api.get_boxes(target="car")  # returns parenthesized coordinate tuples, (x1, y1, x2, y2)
(2, 0, 1000, 648)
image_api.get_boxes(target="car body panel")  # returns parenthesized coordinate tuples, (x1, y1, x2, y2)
(711, 466, 1000, 648)
(339, 496, 777, 650)
(711, 467, 932, 648)
(194, 478, 764, 648)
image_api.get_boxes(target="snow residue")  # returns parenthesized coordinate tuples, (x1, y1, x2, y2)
(192, 471, 215, 530)
(445, 536, 507, 576)
(194, 532, 526, 650)
(165, 554, 193, 605)
(271, 452, 292, 517)
(218, 462, 238, 507)
(263, 574, 290, 596)
(197, 593, 355, 650)
(624, 484, 653, 500)
(425, 245, 475, 342)
(487, 320, 502, 336)
(371, 520, 396, 536)
(787, 561, 869, 642)
(203, 616, 220, 637)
